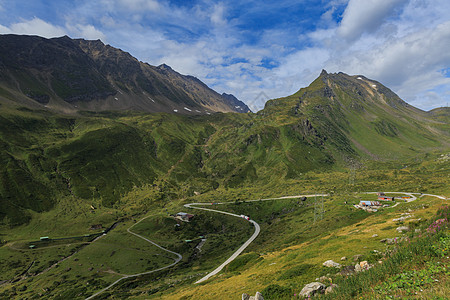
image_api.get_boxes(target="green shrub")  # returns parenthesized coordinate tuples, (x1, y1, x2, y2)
(261, 284, 292, 300)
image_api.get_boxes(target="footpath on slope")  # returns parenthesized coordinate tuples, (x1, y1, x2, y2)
(85, 215, 182, 300)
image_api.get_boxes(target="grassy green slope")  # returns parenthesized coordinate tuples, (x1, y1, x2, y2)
(1, 70, 449, 227)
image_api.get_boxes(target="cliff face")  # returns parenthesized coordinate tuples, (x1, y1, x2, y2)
(0, 34, 250, 114)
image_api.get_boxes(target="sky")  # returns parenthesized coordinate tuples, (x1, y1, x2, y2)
(0, 0, 449, 111)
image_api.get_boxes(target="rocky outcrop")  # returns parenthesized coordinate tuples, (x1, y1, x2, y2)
(299, 282, 326, 297)
(322, 260, 341, 268)
(242, 292, 264, 300)
(325, 284, 338, 295)
(396, 226, 410, 233)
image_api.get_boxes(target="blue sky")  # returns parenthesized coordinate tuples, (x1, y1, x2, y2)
(0, 0, 449, 111)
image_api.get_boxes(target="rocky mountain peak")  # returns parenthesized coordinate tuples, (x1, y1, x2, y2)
(0, 34, 250, 114)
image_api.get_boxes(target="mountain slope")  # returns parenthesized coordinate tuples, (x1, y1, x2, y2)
(0, 34, 250, 114)
(0, 71, 448, 227)
(259, 70, 449, 161)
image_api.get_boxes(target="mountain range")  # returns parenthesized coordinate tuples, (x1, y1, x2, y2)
(0, 47, 448, 226)
(0, 34, 449, 300)
(0, 34, 250, 114)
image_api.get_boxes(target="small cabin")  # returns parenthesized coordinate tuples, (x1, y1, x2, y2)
(175, 212, 194, 222)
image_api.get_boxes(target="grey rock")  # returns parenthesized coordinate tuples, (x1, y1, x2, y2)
(340, 256, 347, 261)
(381, 238, 396, 244)
(353, 254, 363, 262)
(325, 284, 338, 295)
(396, 226, 410, 233)
(340, 265, 355, 276)
(354, 263, 362, 273)
(255, 292, 264, 300)
(242, 293, 250, 300)
(322, 260, 341, 268)
(372, 234, 378, 237)
(299, 282, 326, 297)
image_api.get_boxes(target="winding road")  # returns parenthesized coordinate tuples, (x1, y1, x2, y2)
(184, 202, 261, 283)
(184, 194, 329, 284)
(85, 191, 446, 298)
(85, 215, 182, 300)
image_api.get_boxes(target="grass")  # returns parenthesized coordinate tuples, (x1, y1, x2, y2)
(0, 79, 448, 299)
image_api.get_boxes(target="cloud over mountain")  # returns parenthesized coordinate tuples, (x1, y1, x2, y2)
(0, 0, 448, 110)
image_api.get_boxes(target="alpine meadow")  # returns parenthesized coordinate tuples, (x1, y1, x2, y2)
(0, 1, 450, 299)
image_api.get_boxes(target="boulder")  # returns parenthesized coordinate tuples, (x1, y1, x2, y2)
(340, 256, 347, 261)
(360, 261, 369, 270)
(340, 265, 355, 276)
(322, 260, 341, 268)
(299, 282, 326, 297)
(248, 292, 264, 300)
(372, 234, 378, 237)
(242, 293, 250, 300)
(396, 226, 410, 233)
(325, 284, 338, 295)
(381, 238, 396, 244)
(353, 254, 363, 262)
(354, 263, 362, 273)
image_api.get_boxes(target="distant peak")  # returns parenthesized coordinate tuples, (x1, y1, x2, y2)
(320, 69, 328, 76)
(158, 63, 173, 71)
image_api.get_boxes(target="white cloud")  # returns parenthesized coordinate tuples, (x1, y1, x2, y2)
(338, 0, 408, 41)
(0, 17, 106, 42)
(67, 24, 106, 41)
(116, 0, 160, 12)
(0, 0, 448, 111)
(0, 24, 11, 34)
(210, 3, 227, 26)
(3, 18, 67, 38)
(328, 21, 450, 102)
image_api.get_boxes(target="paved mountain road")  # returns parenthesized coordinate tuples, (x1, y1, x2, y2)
(85, 191, 446, 298)
(184, 203, 261, 283)
(184, 194, 328, 284)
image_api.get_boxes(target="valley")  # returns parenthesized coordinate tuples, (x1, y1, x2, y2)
(0, 40, 449, 298)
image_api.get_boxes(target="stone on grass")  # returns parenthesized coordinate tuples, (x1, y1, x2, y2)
(299, 282, 326, 297)
(372, 234, 378, 237)
(340, 256, 347, 261)
(381, 238, 396, 244)
(354, 263, 362, 273)
(325, 284, 338, 295)
(248, 292, 264, 300)
(396, 226, 410, 233)
(353, 254, 363, 262)
(242, 293, 250, 300)
(360, 261, 369, 270)
(340, 265, 355, 276)
(322, 260, 341, 268)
